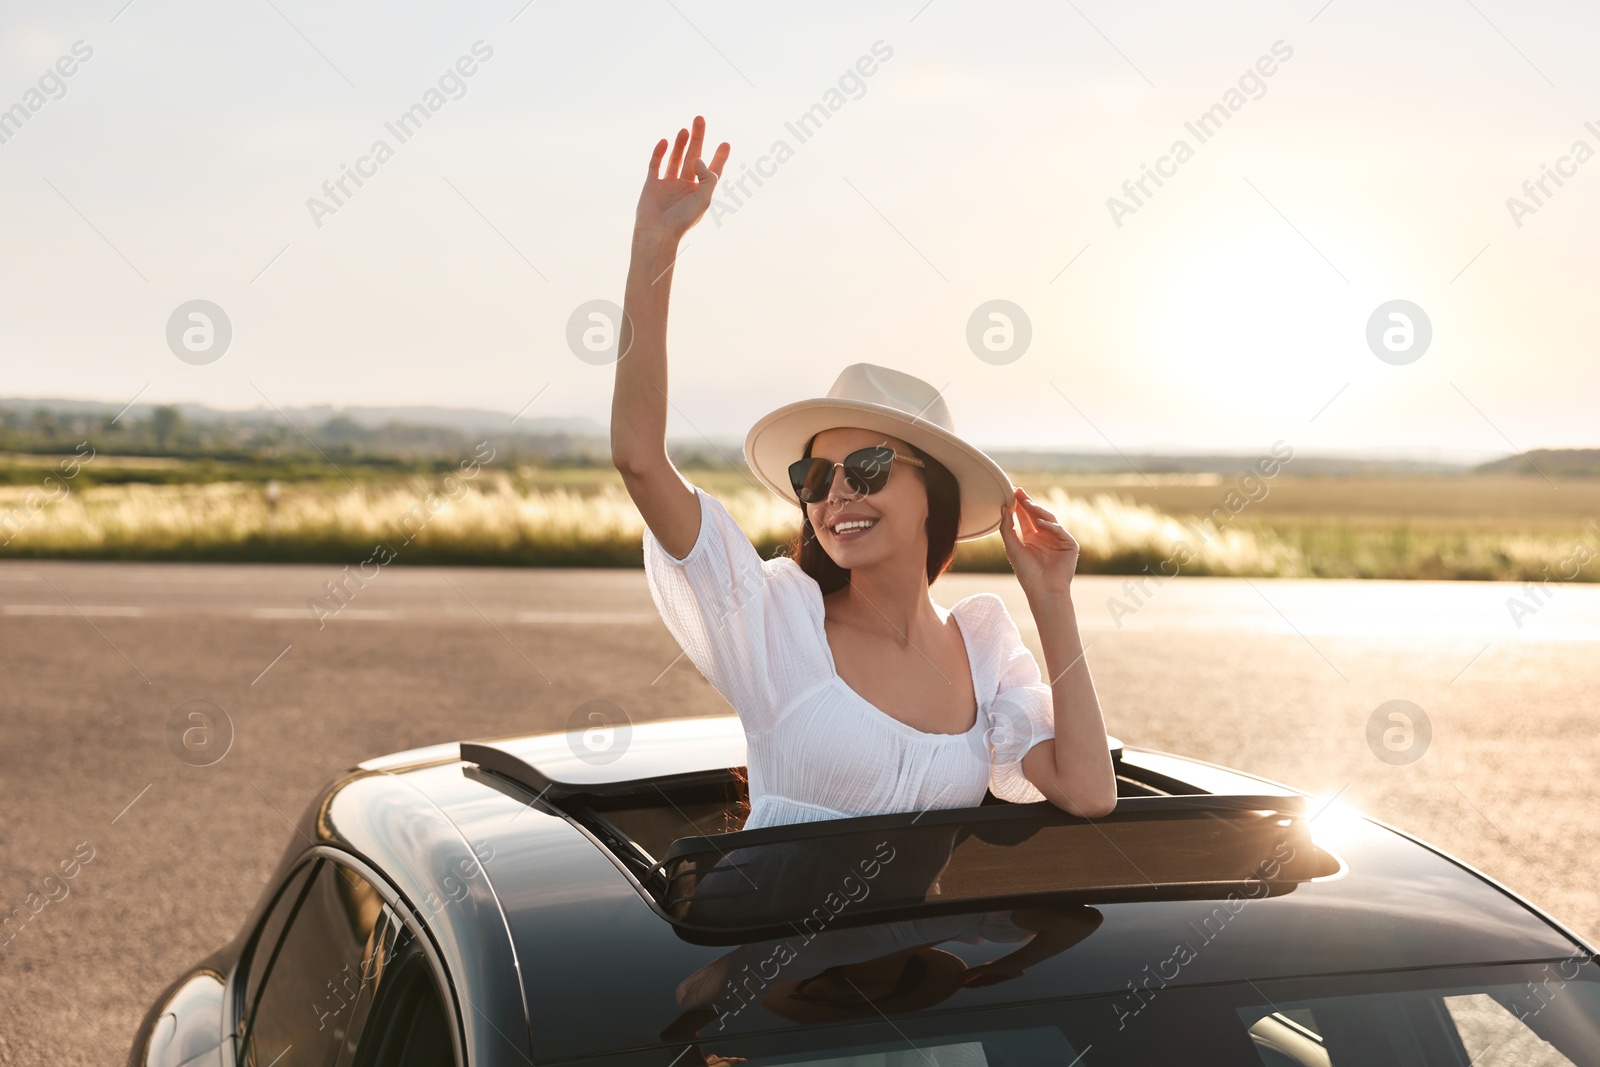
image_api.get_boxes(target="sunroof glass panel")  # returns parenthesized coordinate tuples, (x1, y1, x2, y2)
(661, 799, 1340, 940)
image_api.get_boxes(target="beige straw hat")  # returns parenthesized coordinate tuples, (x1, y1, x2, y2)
(743, 363, 1015, 541)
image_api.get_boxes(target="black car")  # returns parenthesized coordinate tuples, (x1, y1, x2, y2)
(133, 714, 1600, 1066)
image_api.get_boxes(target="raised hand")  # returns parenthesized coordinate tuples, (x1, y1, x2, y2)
(998, 486, 1081, 600)
(636, 115, 731, 242)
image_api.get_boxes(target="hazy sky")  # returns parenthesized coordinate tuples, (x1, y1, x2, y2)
(2, 0, 1596, 457)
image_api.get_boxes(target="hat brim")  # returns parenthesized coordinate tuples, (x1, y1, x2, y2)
(744, 399, 1014, 541)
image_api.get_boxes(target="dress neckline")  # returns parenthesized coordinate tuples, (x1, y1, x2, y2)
(816, 592, 986, 740)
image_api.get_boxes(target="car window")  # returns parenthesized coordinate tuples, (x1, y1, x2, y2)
(1445, 992, 1582, 1066)
(240, 860, 388, 1067)
(347, 909, 456, 1067)
(662, 1027, 1079, 1066)
(646, 962, 1600, 1067)
(239, 858, 318, 1031)
(1237, 973, 1600, 1067)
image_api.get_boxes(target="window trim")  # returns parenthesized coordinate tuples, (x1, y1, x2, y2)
(227, 855, 322, 1061)
(345, 916, 455, 1067)
(222, 848, 464, 1067)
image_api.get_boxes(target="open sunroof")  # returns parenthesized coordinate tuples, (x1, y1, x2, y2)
(656, 795, 1343, 944)
(459, 716, 748, 801)
(457, 719, 1325, 945)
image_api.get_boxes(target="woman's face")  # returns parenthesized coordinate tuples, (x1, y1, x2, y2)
(804, 426, 928, 570)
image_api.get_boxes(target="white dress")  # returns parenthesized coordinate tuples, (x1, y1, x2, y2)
(642, 485, 1058, 831)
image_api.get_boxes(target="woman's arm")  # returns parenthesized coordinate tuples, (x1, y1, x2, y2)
(612, 115, 731, 560)
(998, 486, 1118, 818)
(1021, 589, 1117, 818)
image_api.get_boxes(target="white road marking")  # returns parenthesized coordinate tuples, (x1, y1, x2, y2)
(0, 604, 665, 624)
(249, 607, 397, 621)
(514, 611, 658, 624)
(3, 604, 146, 617)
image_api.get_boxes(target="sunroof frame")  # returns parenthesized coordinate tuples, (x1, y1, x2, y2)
(459, 728, 1124, 804)
(663, 792, 1306, 858)
(458, 730, 1338, 946)
(459, 738, 738, 801)
(652, 794, 1341, 944)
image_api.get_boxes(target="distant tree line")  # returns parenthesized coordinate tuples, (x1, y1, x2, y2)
(4, 403, 1594, 478)
(0, 404, 738, 473)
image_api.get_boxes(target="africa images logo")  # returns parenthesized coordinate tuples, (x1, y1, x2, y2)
(305, 41, 494, 228)
(1106, 40, 1294, 228)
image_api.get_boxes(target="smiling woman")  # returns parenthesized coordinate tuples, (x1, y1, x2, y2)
(611, 115, 1119, 833)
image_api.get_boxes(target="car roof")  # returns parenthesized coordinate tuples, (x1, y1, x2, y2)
(329, 715, 1585, 1063)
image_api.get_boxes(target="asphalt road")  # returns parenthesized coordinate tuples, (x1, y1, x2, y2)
(1, 560, 1596, 1064)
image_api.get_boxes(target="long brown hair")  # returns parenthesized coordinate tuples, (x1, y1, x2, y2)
(725, 434, 962, 826)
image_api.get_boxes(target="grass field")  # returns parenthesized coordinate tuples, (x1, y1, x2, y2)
(1024, 470, 1600, 581)
(3, 456, 1598, 581)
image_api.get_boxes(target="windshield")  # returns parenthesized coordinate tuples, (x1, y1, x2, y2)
(637, 959, 1600, 1067)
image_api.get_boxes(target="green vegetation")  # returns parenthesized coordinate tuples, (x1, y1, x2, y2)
(0, 402, 615, 488)
(2, 462, 1595, 582)
(3, 403, 1597, 580)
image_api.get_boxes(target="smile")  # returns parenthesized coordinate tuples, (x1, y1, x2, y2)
(828, 518, 879, 537)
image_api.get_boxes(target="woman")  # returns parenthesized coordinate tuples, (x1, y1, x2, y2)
(612, 115, 1116, 832)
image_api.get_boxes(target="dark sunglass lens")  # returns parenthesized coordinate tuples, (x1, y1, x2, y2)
(788, 458, 832, 503)
(844, 447, 895, 494)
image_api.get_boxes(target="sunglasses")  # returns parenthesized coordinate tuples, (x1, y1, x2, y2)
(787, 445, 925, 505)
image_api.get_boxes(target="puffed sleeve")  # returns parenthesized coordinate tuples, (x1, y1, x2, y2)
(976, 595, 1057, 804)
(641, 485, 818, 735)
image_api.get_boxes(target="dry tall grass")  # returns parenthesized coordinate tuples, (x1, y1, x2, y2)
(1, 475, 1593, 580)
(0, 476, 1287, 572)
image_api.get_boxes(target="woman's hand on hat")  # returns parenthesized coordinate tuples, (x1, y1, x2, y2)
(636, 115, 731, 243)
(999, 486, 1080, 598)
